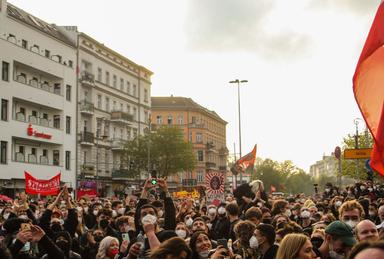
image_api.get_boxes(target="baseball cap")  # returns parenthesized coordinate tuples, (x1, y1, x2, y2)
(325, 221, 356, 246)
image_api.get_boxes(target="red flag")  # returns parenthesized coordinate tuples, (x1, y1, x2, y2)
(270, 185, 276, 192)
(24, 171, 61, 196)
(353, 2, 384, 176)
(236, 145, 257, 171)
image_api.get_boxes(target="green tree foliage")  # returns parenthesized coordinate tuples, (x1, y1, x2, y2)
(121, 126, 196, 178)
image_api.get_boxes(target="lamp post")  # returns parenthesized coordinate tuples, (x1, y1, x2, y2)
(96, 117, 107, 196)
(229, 79, 248, 186)
(354, 118, 362, 180)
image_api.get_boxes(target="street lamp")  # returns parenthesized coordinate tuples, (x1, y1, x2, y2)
(229, 79, 248, 186)
(96, 117, 108, 195)
(354, 118, 362, 180)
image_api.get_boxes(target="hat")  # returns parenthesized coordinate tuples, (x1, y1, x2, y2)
(325, 221, 356, 246)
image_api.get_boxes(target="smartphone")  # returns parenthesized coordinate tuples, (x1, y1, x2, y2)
(122, 233, 130, 242)
(217, 239, 228, 249)
(21, 223, 31, 231)
(151, 178, 157, 185)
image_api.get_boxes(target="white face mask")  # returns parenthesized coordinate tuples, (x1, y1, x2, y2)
(186, 217, 193, 227)
(0, 208, 3, 214)
(18, 215, 28, 220)
(334, 201, 342, 207)
(207, 223, 212, 230)
(301, 211, 311, 219)
(112, 210, 118, 218)
(175, 229, 187, 239)
(118, 208, 126, 215)
(208, 208, 216, 215)
(157, 209, 164, 217)
(249, 235, 258, 249)
(285, 210, 292, 217)
(76, 207, 83, 212)
(84, 207, 89, 213)
(360, 186, 366, 191)
(3, 213, 10, 220)
(198, 250, 210, 258)
(325, 188, 330, 193)
(345, 220, 358, 229)
(93, 210, 99, 216)
(218, 207, 226, 215)
(141, 214, 157, 225)
(368, 187, 373, 192)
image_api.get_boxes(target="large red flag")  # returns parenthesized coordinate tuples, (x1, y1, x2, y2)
(24, 171, 61, 196)
(353, 2, 384, 176)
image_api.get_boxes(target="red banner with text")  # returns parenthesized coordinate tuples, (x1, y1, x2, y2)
(24, 171, 61, 196)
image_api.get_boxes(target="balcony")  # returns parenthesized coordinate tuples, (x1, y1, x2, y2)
(80, 131, 94, 146)
(205, 162, 217, 169)
(189, 122, 205, 129)
(111, 138, 126, 151)
(110, 111, 134, 124)
(219, 147, 229, 156)
(219, 166, 227, 171)
(206, 142, 217, 153)
(81, 164, 95, 177)
(80, 71, 94, 87)
(14, 75, 63, 96)
(182, 179, 197, 187)
(79, 100, 94, 116)
(112, 169, 133, 180)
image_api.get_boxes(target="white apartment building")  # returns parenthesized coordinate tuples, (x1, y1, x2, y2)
(310, 153, 338, 179)
(59, 30, 152, 197)
(0, 0, 77, 196)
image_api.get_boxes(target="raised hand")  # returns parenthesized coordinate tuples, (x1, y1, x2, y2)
(30, 225, 45, 242)
(16, 229, 32, 243)
(120, 239, 130, 254)
(157, 178, 168, 192)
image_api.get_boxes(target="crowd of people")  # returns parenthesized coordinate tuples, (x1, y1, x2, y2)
(0, 178, 384, 258)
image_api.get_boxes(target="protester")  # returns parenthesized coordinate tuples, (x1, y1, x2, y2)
(275, 233, 316, 259)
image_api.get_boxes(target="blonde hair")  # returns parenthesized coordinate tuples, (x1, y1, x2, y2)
(276, 233, 308, 259)
(96, 236, 119, 259)
(339, 200, 364, 219)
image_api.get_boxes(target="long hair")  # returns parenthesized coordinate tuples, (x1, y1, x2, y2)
(96, 236, 119, 259)
(189, 231, 211, 259)
(276, 233, 308, 259)
(149, 237, 191, 259)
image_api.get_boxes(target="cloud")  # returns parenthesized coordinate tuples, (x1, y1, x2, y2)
(184, 0, 313, 59)
(309, 0, 379, 15)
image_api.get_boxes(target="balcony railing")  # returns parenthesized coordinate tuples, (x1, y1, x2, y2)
(219, 166, 227, 171)
(205, 162, 217, 169)
(80, 131, 94, 145)
(14, 75, 63, 96)
(79, 100, 94, 115)
(182, 179, 197, 186)
(13, 153, 59, 166)
(112, 169, 134, 179)
(189, 123, 205, 129)
(111, 138, 125, 150)
(81, 164, 95, 176)
(80, 71, 95, 86)
(110, 111, 134, 124)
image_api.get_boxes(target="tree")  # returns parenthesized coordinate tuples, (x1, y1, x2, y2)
(121, 126, 196, 178)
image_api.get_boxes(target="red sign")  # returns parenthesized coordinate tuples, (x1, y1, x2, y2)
(24, 171, 61, 196)
(77, 189, 97, 199)
(27, 124, 52, 140)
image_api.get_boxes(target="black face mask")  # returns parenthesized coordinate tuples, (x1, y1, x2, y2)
(94, 235, 104, 243)
(262, 218, 272, 224)
(51, 223, 63, 232)
(311, 237, 324, 249)
(99, 219, 109, 229)
(56, 240, 70, 253)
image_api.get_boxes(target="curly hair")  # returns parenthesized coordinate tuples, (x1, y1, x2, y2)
(96, 236, 119, 259)
(234, 220, 256, 249)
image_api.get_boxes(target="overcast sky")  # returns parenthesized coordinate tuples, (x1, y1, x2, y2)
(8, 0, 380, 171)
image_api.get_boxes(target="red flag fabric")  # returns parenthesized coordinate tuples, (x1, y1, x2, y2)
(24, 171, 61, 196)
(236, 145, 257, 171)
(353, 2, 384, 176)
(270, 185, 276, 192)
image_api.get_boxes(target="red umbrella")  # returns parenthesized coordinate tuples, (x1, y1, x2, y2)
(0, 194, 12, 202)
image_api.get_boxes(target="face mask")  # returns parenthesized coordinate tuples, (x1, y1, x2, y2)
(311, 237, 323, 249)
(345, 220, 358, 228)
(208, 208, 216, 215)
(368, 187, 373, 192)
(84, 207, 89, 213)
(19, 215, 28, 220)
(262, 218, 272, 224)
(198, 250, 210, 258)
(76, 207, 83, 212)
(257, 202, 263, 208)
(108, 248, 119, 257)
(0, 208, 3, 214)
(329, 244, 345, 259)
(207, 223, 212, 230)
(157, 210, 164, 217)
(175, 229, 187, 239)
(93, 209, 99, 216)
(360, 186, 366, 191)
(325, 188, 330, 193)
(369, 211, 376, 217)
(285, 210, 292, 217)
(141, 214, 157, 225)
(59, 219, 65, 225)
(334, 201, 342, 207)
(186, 217, 193, 227)
(100, 218, 109, 229)
(301, 211, 311, 219)
(112, 210, 117, 218)
(3, 213, 9, 220)
(218, 207, 226, 215)
(249, 235, 259, 249)
(20, 241, 30, 252)
(94, 235, 104, 243)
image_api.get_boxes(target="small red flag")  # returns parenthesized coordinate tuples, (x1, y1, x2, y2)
(270, 185, 276, 192)
(353, 2, 384, 176)
(236, 145, 257, 171)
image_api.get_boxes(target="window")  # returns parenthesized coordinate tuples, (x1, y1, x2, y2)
(197, 171, 204, 182)
(113, 101, 116, 111)
(167, 115, 173, 125)
(196, 133, 203, 143)
(22, 39, 28, 49)
(97, 68, 102, 81)
(144, 89, 148, 102)
(43, 149, 48, 157)
(105, 97, 110, 112)
(133, 107, 137, 120)
(120, 78, 124, 91)
(45, 49, 50, 58)
(189, 132, 192, 142)
(1, 99, 8, 121)
(126, 104, 131, 114)
(177, 115, 183, 125)
(97, 95, 102, 109)
(66, 116, 71, 134)
(197, 150, 204, 161)
(0, 141, 7, 164)
(66, 85, 71, 101)
(156, 115, 162, 124)
(133, 84, 137, 96)
(31, 44, 39, 53)
(120, 103, 123, 111)
(53, 150, 60, 166)
(54, 83, 61, 95)
(65, 151, 70, 170)
(106, 71, 110, 85)
(127, 127, 131, 139)
(68, 60, 73, 68)
(53, 115, 60, 129)
(2, 61, 9, 81)
(144, 111, 148, 123)
(126, 81, 131, 94)
(113, 75, 117, 87)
